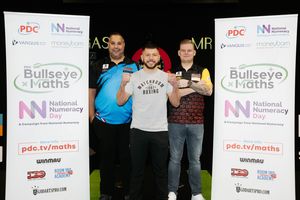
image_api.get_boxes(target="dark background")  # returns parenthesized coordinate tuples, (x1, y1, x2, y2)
(0, 0, 299, 199)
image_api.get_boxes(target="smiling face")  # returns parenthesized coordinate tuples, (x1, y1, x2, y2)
(108, 34, 125, 61)
(178, 42, 196, 63)
(141, 47, 161, 70)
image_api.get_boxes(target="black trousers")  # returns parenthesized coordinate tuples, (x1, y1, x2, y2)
(129, 128, 168, 200)
(92, 118, 131, 196)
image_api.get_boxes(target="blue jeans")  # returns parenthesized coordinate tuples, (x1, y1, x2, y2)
(168, 123, 204, 195)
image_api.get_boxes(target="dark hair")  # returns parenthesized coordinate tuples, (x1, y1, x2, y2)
(142, 41, 159, 50)
(109, 32, 125, 41)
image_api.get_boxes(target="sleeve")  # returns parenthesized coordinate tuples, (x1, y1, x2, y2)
(201, 68, 213, 88)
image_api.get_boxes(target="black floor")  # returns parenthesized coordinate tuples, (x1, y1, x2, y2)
(90, 152, 192, 200)
(107, 165, 191, 200)
(0, 169, 5, 200)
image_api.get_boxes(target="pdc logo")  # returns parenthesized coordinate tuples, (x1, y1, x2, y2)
(18, 22, 40, 35)
(226, 26, 246, 39)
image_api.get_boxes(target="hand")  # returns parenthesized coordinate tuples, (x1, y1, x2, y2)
(178, 79, 189, 88)
(167, 73, 178, 87)
(121, 73, 131, 86)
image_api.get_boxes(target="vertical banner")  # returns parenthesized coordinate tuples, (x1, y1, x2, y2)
(0, 146, 2, 163)
(212, 14, 298, 200)
(0, 113, 2, 163)
(4, 12, 90, 199)
(0, 114, 2, 136)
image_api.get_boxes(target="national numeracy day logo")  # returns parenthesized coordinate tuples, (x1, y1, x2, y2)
(221, 63, 287, 93)
(14, 63, 82, 93)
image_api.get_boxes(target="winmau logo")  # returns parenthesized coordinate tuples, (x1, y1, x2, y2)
(221, 63, 287, 93)
(14, 63, 82, 93)
(36, 158, 61, 164)
(240, 157, 264, 164)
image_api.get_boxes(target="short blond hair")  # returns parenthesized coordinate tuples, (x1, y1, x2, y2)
(179, 39, 195, 49)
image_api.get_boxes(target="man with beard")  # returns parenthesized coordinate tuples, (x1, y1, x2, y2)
(89, 32, 139, 200)
(117, 41, 181, 200)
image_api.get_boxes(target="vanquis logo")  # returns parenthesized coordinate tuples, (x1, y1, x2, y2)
(221, 63, 287, 93)
(14, 63, 82, 93)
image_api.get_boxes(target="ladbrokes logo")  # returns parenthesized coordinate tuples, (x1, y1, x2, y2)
(14, 63, 82, 93)
(221, 63, 287, 93)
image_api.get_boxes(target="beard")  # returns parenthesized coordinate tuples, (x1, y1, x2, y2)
(143, 60, 160, 69)
(109, 49, 123, 60)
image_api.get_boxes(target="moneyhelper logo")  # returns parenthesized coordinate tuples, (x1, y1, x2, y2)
(51, 40, 84, 48)
(14, 63, 82, 93)
(221, 63, 287, 93)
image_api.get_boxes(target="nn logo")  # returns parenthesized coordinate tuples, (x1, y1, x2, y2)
(225, 100, 250, 118)
(257, 24, 271, 34)
(19, 100, 46, 119)
(51, 23, 65, 33)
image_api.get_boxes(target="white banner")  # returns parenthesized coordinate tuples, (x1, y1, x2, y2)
(4, 12, 90, 200)
(212, 14, 298, 200)
(0, 146, 2, 162)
